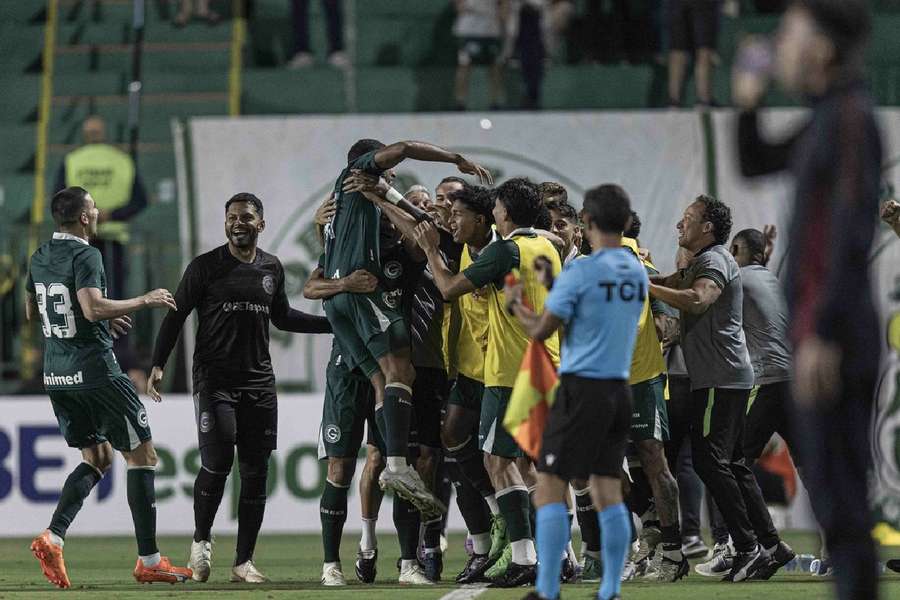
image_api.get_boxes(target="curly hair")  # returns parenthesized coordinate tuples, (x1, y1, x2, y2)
(226, 192, 264, 218)
(624, 210, 641, 239)
(449, 185, 494, 223)
(694, 194, 732, 245)
(535, 204, 552, 231)
(494, 177, 543, 228)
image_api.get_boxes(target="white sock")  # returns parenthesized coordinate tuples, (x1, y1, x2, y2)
(386, 456, 407, 472)
(360, 518, 377, 553)
(566, 540, 577, 563)
(323, 561, 340, 570)
(485, 494, 500, 516)
(140, 552, 161, 567)
(400, 559, 418, 571)
(47, 532, 64, 547)
(472, 532, 491, 555)
(511, 539, 537, 565)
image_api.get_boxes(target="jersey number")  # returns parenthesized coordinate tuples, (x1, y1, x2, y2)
(34, 283, 77, 339)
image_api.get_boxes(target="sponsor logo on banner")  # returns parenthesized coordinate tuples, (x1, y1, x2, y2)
(872, 280, 900, 540)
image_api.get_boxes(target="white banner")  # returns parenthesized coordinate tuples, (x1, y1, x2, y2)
(0, 395, 435, 536)
(188, 111, 707, 391)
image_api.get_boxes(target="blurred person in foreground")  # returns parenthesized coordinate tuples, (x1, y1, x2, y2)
(734, 1, 881, 598)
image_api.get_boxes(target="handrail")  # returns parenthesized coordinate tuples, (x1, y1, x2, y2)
(22, 0, 59, 381)
(228, 0, 246, 117)
(127, 0, 146, 159)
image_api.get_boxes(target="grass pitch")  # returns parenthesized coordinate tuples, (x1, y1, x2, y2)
(0, 532, 897, 599)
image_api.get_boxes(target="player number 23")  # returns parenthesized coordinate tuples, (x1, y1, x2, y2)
(34, 282, 77, 339)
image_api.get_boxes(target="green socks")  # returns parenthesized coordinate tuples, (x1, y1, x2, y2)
(49, 462, 103, 539)
(497, 488, 532, 543)
(320, 480, 349, 563)
(127, 467, 159, 556)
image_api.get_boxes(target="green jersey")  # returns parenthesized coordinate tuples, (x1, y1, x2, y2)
(27, 233, 122, 390)
(323, 150, 386, 280)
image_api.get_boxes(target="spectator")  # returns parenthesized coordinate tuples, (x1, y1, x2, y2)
(544, 0, 575, 61)
(287, 0, 347, 69)
(453, 0, 509, 110)
(173, 0, 220, 27)
(516, 0, 546, 109)
(668, 0, 722, 107)
(54, 116, 147, 301)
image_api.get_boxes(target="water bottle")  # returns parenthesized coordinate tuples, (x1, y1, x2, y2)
(810, 558, 822, 574)
(784, 556, 799, 572)
(798, 554, 815, 572)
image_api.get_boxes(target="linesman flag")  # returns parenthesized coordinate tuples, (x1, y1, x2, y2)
(502, 272, 560, 460)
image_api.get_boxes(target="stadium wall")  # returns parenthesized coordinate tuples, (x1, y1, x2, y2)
(0, 394, 823, 536)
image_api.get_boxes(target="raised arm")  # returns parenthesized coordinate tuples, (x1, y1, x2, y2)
(649, 277, 721, 315)
(373, 141, 493, 184)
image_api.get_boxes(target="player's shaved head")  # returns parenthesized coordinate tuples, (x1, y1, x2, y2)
(582, 184, 631, 234)
(348, 139, 385, 164)
(51, 186, 91, 227)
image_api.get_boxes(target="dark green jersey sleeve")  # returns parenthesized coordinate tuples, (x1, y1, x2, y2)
(350, 150, 386, 176)
(317, 253, 325, 270)
(26, 270, 34, 293)
(73, 247, 104, 291)
(462, 239, 520, 289)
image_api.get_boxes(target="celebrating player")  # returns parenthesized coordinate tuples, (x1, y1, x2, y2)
(506, 184, 647, 600)
(324, 139, 490, 515)
(148, 193, 331, 583)
(413, 177, 561, 587)
(27, 186, 192, 588)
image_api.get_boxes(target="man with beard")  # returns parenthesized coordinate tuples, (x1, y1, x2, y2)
(148, 193, 332, 583)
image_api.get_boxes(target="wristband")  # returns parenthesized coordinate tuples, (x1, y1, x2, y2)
(385, 187, 404, 206)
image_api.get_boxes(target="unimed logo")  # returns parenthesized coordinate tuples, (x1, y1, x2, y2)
(0, 426, 331, 521)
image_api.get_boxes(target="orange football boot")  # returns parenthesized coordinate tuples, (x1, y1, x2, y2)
(133, 556, 192, 584)
(30, 530, 71, 589)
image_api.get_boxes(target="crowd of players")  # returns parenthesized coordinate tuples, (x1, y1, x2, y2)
(25, 3, 891, 599)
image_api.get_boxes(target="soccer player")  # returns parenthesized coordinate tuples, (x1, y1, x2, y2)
(147, 193, 331, 583)
(649, 196, 784, 582)
(619, 232, 687, 582)
(506, 183, 647, 600)
(324, 139, 490, 515)
(546, 199, 582, 266)
(734, 2, 881, 596)
(413, 177, 561, 587)
(27, 186, 192, 588)
(304, 207, 433, 586)
(440, 185, 507, 583)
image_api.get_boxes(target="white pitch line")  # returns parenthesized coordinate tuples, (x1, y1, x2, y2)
(437, 584, 490, 600)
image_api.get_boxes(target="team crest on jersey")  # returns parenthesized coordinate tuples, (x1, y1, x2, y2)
(324, 424, 341, 443)
(137, 407, 149, 428)
(262, 274, 275, 295)
(383, 260, 403, 280)
(199, 411, 214, 433)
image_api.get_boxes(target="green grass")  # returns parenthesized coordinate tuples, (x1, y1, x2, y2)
(0, 532, 897, 599)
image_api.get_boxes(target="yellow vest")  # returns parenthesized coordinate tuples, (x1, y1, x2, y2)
(456, 243, 490, 382)
(622, 237, 666, 385)
(483, 234, 561, 388)
(65, 143, 135, 243)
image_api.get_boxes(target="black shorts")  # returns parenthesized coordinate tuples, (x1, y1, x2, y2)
(538, 375, 631, 480)
(194, 388, 278, 450)
(669, 0, 720, 51)
(411, 367, 449, 450)
(743, 380, 796, 463)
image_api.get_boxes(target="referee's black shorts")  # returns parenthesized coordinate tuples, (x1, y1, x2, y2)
(538, 374, 631, 481)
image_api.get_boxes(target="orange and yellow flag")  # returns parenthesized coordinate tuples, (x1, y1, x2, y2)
(504, 339, 560, 460)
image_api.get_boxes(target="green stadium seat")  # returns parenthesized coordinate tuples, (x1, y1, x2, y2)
(242, 68, 346, 114)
